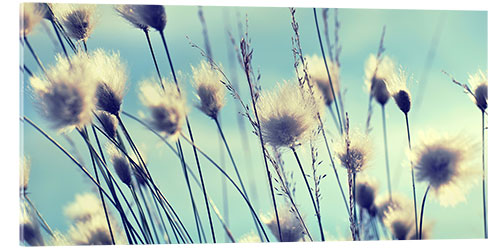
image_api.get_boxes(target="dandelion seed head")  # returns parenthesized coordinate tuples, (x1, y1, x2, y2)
(114, 5, 148, 30)
(364, 54, 396, 106)
(91, 49, 128, 115)
(20, 202, 44, 246)
(64, 193, 104, 222)
(108, 145, 132, 186)
(412, 131, 479, 206)
(261, 207, 305, 242)
(335, 128, 372, 172)
(258, 82, 319, 148)
(355, 174, 378, 209)
(60, 4, 97, 41)
(135, 5, 166, 31)
(192, 61, 226, 119)
(20, 3, 46, 36)
(306, 54, 339, 106)
(139, 79, 187, 138)
(30, 52, 97, 132)
(468, 69, 488, 111)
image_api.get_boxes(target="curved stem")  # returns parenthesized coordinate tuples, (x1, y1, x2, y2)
(381, 105, 392, 201)
(313, 8, 343, 134)
(179, 133, 270, 242)
(419, 185, 431, 240)
(482, 110, 488, 238)
(405, 113, 419, 239)
(291, 147, 325, 241)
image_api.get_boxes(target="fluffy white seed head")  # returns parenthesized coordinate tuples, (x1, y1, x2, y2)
(95, 111, 118, 139)
(468, 69, 488, 111)
(192, 60, 226, 119)
(139, 79, 187, 138)
(64, 193, 104, 222)
(355, 174, 378, 210)
(261, 207, 305, 242)
(91, 49, 128, 115)
(387, 68, 411, 114)
(383, 207, 414, 240)
(364, 54, 396, 106)
(258, 82, 319, 149)
(412, 131, 479, 207)
(60, 4, 97, 41)
(30, 52, 97, 132)
(134, 5, 166, 31)
(375, 193, 411, 220)
(114, 5, 149, 30)
(20, 202, 44, 246)
(335, 128, 372, 172)
(108, 145, 132, 186)
(306, 54, 340, 106)
(20, 3, 46, 37)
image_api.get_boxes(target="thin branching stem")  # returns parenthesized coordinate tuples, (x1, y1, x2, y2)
(291, 147, 325, 241)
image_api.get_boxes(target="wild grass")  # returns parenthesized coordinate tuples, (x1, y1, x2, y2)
(19, 3, 487, 246)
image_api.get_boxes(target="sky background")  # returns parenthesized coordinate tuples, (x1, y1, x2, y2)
(20, 3, 487, 243)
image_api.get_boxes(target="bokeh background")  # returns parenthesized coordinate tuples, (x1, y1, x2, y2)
(21, 3, 487, 242)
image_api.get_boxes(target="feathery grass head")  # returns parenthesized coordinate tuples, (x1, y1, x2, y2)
(383, 207, 414, 240)
(30, 52, 97, 132)
(191, 60, 226, 119)
(108, 145, 132, 186)
(261, 207, 305, 242)
(95, 111, 118, 139)
(335, 128, 372, 172)
(20, 156, 31, 193)
(134, 5, 166, 32)
(388, 68, 411, 114)
(20, 3, 46, 37)
(355, 174, 378, 210)
(91, 49, 128, 115)
(306, 54, 339, 106)
(412, 131, 479, 207)
(375, 193, 411, 220)
(64, 192, 104, 222)
(114, 4, 148, 30)
(468, 69, 488, 111)
(20, 202, 45, 246)
(60, 4, 97, 41)
(139, 78, 187, 138)
(364, 54, 396, 106)
(65, 193, 125, 245)
(258, 82, 319, 148)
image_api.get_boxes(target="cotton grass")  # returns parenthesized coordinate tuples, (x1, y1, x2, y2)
(307, 54, 339, 106)
(134, 5, 166, 32)
(139, 78, 187, 138)
(335, 128, 372, 173)
(383, 207, 414, 240)
(20, 156, 31, 193)
(364, 54, 396, 106)
(108, 146, 133, 186)
(30, 52, 97, 132)
(60, 4, 97, 41)
(387, 68, 411, 114)
(262, 208, 305, 242)
(20, 3, 46, 37)
(191, 60, 226, 119)
(468, 69, 488, 111)
(95, 111, 118, 139)
(355, 175, 378, 210)
(257, 82, 318, 148)
(20, 202, 44, 246)
(114, 5, 149, 30)
(412, 131, 479, 207)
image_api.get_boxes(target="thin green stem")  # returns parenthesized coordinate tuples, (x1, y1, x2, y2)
(419, 185, 431, 240)
(291, 147, 325, 241)
(381, 105, 392, 201)
(482, 110, 487, 239)
(404, 113, 419, 240)
(313, 8, 343, 134)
